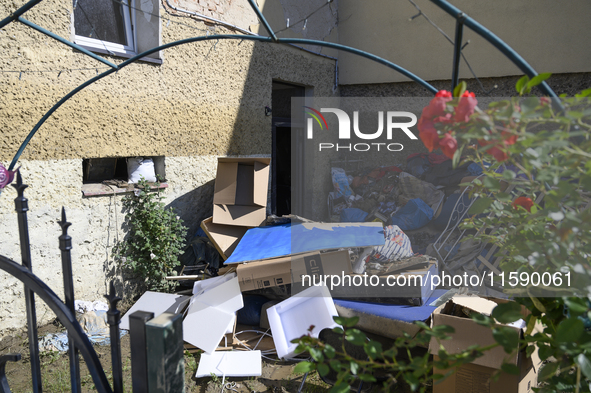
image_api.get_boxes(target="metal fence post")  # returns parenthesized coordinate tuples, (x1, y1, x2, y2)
(12, 171, 41, 393)
(146, 313, 185, 393)
(105, 282, 123, 393)
(59, 207, 81, 392)
(130, 311, 154, 393)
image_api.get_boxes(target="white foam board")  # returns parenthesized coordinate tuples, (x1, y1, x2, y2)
(119, 291, 190, 330)
(183, 276, 244, 353)
(195, 350, 262, 378)
(267, 285, 339, 359)
(183, 305, 235, 353)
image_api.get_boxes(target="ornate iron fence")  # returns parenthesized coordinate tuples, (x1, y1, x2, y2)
(0, 172, 129, 393)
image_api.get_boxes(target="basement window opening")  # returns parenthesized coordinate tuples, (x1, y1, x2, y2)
(81, 156, 167, 197)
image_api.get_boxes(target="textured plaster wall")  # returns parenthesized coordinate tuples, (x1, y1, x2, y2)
(0, 0, 336, 334)
(338, 0, 591, 85)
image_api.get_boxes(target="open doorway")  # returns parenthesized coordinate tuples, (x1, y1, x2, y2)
(271, 81, 306, 216)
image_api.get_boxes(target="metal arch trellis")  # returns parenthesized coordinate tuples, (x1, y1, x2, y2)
(0, 0, 560, 392)
(1, 0, 558, 172)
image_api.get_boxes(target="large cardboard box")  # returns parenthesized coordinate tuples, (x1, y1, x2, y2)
(433, 355, 537, 393)
(430, 297, 539, 393)
(236, 250, 352, 292)
(200, 217, 249, 260)
(328, 261, 438, 306)
(213, 157, 270, 227)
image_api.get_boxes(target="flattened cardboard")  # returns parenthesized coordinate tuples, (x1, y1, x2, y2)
(120, 292, 190, 330)
(213, 157, 270, 227)
(201, 217, 249, 260)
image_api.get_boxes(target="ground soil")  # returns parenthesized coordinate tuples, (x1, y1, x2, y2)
(0, 321, 422, 392)
(0, 321, 363, 393)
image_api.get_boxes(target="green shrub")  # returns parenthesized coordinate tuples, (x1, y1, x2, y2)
(115, 178, 187, 292)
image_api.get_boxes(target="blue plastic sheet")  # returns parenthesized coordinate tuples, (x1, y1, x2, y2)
(389, 198, 433, 231)
(225, 222, 385, 264)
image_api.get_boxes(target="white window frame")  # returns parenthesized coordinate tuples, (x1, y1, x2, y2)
(73, 0, 137, 56)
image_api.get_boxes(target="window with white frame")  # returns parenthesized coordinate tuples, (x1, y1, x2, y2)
(72, 0, 162, 62)
(73, 0, 135, 54)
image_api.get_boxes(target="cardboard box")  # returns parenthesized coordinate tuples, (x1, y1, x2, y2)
(201, 217, 249, 260)
(433, 355, 537, 393)
(328, 261, 438, 306)
(213, 157, 270, 227)
(430, 297, 539, 393)
(236, 250, 352, 292)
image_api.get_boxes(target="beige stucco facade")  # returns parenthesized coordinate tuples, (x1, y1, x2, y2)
(0, 0, 338, 333)
(1, 0, 590, 335)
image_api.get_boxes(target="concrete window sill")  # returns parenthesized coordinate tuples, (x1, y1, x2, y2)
(82, 182, 168, 197)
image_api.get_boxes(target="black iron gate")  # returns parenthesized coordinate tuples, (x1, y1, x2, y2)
(0, 172, 131, 393)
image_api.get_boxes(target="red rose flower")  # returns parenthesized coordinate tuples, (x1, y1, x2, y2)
(512, 196, 534, 212)
(454, 91, 477, 122)
(501, 131, 518, 146)
(540, 97, 551, 106)
(439, 133, 458, 159)
(487, 146, 509, 162)
(433, 113, 453, 124)
(435, 90, 453, 99)
(418, 117, 440, 152)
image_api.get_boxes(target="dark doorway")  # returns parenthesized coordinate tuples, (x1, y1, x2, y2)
(271, 81, 305, 216)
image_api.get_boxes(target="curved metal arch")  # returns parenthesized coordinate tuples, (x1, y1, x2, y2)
(8, 34, 438, 170)
(0, 255, 113, 393)
(431, 0, 557, 98)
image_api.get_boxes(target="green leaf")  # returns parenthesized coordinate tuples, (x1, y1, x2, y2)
(530, 297, 546, 313)
(526, 73, 552, 89)
(492, 302, 523, 324)
(334, 316, 359, 328)
(482, 176, 501, 191)
(350, 361, 360, 375)
(492, 327, 519, 353)
(324, 344, 336, 359)
(310, 347, 324, 362)
(364, 340, 383, 360)
(575, 354, 591, 380)
(564, 298, 589, 314)
(293, 361, 315, 374)
(317, 363, 330, 377)
(453, 81, 467, 98)
(538, 361, 559, 381)
(345, 329, 367, 346)
(358, 373, 377, 382)
(329, 360, 342, 372)
(472, 313, 493, 326)
(329, 382, 351, 393)
(501, 363, 520, 375)
(538, 344, 553, 361)
(555, 318, 584, 343)
(468, 197, 493, 215)
(516, 75, 530, 95)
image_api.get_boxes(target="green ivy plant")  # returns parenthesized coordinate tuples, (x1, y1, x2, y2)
(115, 177, 188, 292)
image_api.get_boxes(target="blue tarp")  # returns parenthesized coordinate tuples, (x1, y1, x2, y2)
(334, 289, 447, 323)
(225, 222, 385, 264)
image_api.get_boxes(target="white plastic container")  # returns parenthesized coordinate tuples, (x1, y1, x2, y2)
(267, 285, 339, 359)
